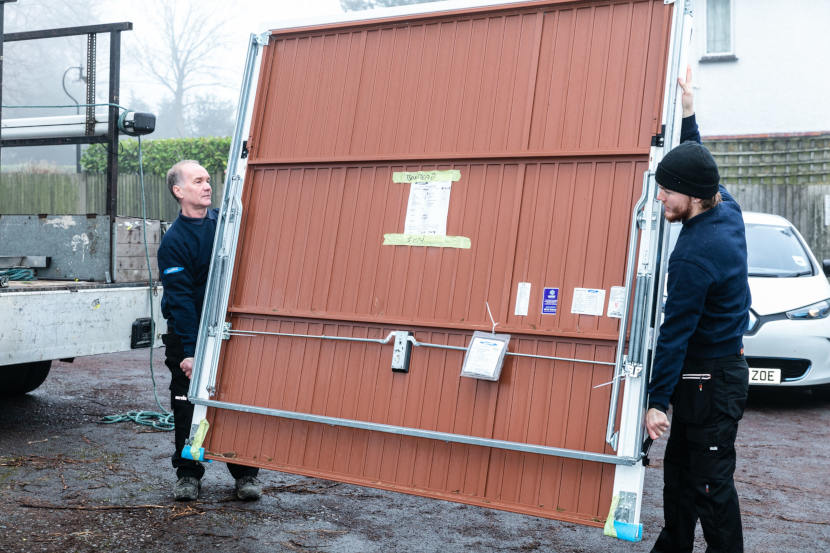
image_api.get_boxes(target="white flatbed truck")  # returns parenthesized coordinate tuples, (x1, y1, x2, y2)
(0, 18, 166, 396)
(0, 215, 166, 396)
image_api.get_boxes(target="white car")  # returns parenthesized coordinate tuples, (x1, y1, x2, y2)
(665, 211, 830, 391)
(741, 212, 830, 389)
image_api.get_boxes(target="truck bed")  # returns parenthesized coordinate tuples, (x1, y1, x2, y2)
(0, 279, 154, 293)
(0, 280, 166, 365)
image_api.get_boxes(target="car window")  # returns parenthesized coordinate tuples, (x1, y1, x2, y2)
(745, 223, 814, 277)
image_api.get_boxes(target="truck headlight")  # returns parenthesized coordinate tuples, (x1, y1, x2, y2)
(786, 299, 830, 320)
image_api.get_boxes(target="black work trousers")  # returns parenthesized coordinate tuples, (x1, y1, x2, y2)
(163, 332, 259, 481)
(651, 353, 748, 553)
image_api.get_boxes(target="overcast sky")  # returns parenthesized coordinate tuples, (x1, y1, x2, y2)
(103, 0, 346, 106)
(4, 0, 346, 109)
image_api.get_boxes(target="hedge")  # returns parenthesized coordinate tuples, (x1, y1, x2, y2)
(81, 136, 232, 177)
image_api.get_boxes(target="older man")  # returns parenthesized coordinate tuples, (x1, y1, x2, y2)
(158, 160, 262, 501)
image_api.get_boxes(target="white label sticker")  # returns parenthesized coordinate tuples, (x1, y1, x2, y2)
(607, 286, 626, 318)
(514, 282, 531, 316)
(404, 181, 452, 236)
(792, 255, 807, 267)
(571, 287, 606, 316)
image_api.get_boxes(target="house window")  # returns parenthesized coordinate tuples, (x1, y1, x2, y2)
(702, 0, 736, 62)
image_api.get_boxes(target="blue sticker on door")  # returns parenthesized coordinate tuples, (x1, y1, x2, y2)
(542, 287, 559, 314)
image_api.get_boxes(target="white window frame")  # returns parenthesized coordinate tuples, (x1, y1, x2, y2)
(701, 0, 737, 62)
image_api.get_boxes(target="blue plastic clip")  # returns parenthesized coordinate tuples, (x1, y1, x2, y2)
(180, 446, 212, 462)
(613, 521, 643, 542)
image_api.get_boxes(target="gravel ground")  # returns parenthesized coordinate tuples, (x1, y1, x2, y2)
(1, 349, 829, 552)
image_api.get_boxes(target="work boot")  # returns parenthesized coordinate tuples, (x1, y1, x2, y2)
(174, 476, 201, 501)
(235, 475, 262, 501)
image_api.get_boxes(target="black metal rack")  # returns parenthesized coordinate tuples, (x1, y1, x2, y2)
(0, 0, 132, 218)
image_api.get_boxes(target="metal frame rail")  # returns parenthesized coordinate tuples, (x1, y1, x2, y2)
(601, 0, 695, 539)
(224, 327, 616, 367)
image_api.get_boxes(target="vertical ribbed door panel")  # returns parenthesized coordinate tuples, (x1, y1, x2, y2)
(204, 0, 671, 526)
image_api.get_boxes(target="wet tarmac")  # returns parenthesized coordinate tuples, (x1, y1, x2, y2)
(1, 349, 828, 552)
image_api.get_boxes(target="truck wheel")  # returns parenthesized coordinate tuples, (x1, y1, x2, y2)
(0, 360, 52, 396)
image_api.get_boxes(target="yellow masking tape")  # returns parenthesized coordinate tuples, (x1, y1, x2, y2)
(190, 418, 210, 460)
(383, 233, 471, 249)
(392, 170, 461, 183)
(603, 494, 620, 538)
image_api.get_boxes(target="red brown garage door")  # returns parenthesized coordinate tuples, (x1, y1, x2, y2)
(202, 0, 672, 526)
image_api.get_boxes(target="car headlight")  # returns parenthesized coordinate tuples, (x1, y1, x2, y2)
(746, 310, 758, 332)
(785, 299, 830, 320)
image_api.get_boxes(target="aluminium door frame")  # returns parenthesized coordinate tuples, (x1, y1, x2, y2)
(604, 0, 695, 540)
(185, 30, 270, 451)
(184, 0, 693, 538)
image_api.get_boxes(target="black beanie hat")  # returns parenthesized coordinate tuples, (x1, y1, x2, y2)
(655, 141, 720, 199)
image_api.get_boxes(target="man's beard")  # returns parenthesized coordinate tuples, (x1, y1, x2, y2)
(664, 201, 693, 223)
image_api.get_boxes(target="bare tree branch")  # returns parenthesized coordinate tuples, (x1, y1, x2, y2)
(133, 0, 236, 136)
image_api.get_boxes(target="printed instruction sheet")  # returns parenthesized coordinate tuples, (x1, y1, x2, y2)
(571, 287, 606, 316)
(404, 181, 452, 236)
(460, 332, 510, 381)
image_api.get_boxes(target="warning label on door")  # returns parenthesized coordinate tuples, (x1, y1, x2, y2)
(542, 287, 559, 315)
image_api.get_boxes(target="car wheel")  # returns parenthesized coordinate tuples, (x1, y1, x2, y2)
(0, 360, 52, 396)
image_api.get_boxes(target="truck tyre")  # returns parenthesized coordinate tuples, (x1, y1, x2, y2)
(0, 360, 52, 396)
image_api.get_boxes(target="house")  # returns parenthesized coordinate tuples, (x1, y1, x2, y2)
(691, 0, 830, 135)
(691, 0, 830, 258)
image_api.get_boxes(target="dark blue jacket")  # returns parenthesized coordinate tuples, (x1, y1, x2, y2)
(647, 116, 751, 411)
(158, 208, 219, 357)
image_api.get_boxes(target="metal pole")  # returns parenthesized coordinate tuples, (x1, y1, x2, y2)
(85, 33, 95, 136)
(0, 1, 16, 177)
(4, 22, 131, 42)
(105, 30, 120, 219)
(1, 3, 4, 178)
(191, 397, 642, 466)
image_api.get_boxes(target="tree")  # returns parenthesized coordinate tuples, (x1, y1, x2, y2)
(187, 95, 236, 138)
(134, 0, 235, 138)
(120, 93, 234, 140)
(340, 0, 441, 12)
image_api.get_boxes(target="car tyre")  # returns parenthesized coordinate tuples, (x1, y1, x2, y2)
(0, 360, 52, 396)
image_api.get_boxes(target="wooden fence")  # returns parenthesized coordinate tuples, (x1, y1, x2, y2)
(0, 171, 224, 222)
(2, 135, 830, 260)
(706, 133, 830, 261)
(729, 183, 830, 263)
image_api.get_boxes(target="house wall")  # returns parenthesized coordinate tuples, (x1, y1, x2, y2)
(691, 0, 830, 136)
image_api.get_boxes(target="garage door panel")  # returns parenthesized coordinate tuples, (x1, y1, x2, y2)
(205, 0, 673, 525)
(507, 160, 640, 335)
(207, 407, 615, 525)
(230, 161, 640, 339)
(251, 3, 665, 162)
(217, 316, 619, 457)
